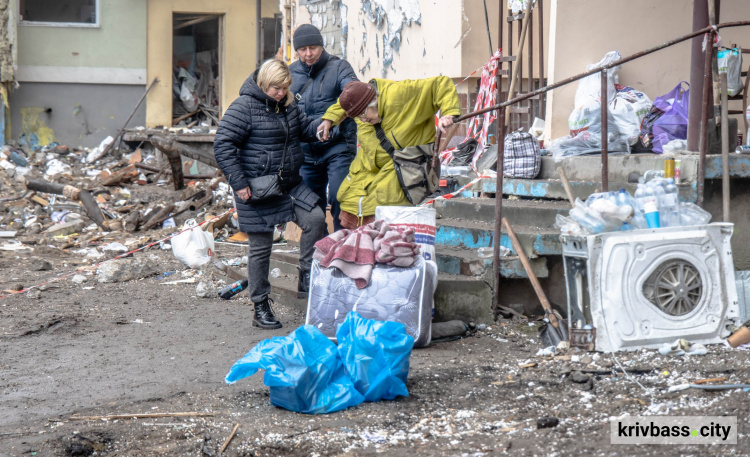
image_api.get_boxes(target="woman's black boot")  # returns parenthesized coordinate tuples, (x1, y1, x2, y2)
(253, 297, 282, 329)
(297, 267, 311, 299)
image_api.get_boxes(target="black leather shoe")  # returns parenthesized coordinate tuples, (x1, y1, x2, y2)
(253, 297, 282, 329)
(297, 267, 311, 299)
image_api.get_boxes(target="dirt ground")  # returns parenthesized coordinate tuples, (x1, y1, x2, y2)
(2, 246, 750, 457)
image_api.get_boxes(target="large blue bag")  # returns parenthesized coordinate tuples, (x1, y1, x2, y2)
(225, 313, 414, 414)
(336, 312, 414, 402)
(224, 325, 364, 414)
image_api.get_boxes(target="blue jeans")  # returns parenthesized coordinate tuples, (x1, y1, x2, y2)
(299, 142, 355, 232)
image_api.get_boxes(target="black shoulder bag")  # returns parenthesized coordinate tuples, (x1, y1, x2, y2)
(248, 112, 289, 203)
(373, 122, 440, 205)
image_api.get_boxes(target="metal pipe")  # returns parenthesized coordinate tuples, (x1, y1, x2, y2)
(698, 29, 715, 207)
(720, 72, 730, 221)
(601, 69, 609, 192)
(457, 21, 750, 122)
(493, 98, 507, 314)
(688, 0, 709, 151)
(538, 0, 545, 117)
(256, 0, 262, 69)
(528, 7, 534, 120)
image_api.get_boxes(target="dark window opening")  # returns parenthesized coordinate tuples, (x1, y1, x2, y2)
(172, 13, 222, 128)
(20, 0, 97, 24)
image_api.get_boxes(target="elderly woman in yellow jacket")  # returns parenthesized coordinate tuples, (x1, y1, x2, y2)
(318, 77, 460, 229)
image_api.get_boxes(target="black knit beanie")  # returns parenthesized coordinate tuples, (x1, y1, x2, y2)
(293, 24, 324, 50)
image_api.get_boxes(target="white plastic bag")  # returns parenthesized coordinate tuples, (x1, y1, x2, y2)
(718, 48, 743, 97)
(574, 51, 621, 108)
(171, 219, 215, 268)
(610, 86, 653, 146)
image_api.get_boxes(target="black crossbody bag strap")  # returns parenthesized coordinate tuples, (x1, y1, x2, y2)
(374, 123, 396, 157)
(277, 111, 289, 178)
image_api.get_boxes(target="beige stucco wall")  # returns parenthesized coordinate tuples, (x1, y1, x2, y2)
(545, 0, 750, 141)
(146, 0, 279, 127)
(16, 0, 146, 69)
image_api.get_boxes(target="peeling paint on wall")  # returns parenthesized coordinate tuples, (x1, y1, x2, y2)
(20, 107, 55, 148)
(301, 0, 347, 58)
(359, 58, 371, 76)
(0, 0, 16, 83)
(359, 0, 421, 76)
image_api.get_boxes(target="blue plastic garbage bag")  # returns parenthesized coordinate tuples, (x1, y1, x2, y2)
(337, 312, 414, 402)
(224, 325, 364, 414)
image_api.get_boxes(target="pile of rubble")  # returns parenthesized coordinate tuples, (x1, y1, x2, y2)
(0, 135, 241, 277)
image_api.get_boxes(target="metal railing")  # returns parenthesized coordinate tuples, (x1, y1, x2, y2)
(450, 20, 750, 312)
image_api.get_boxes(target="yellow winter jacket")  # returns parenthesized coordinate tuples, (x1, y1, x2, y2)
(322, 76, 460, 219)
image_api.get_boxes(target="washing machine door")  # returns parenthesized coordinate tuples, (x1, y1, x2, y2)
(589, 223, 740, 352)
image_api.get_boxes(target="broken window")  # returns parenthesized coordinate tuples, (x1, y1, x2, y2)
(172, 13, 222, 128)
(20, 0, 98, 25)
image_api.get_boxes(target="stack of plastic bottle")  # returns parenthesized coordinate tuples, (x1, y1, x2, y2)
(556, 177, 713, 236)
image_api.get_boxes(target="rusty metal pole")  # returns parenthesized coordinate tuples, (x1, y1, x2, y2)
(493, 101, 507, 314)
(538, 0, 545, 117)
(493, 2, 506, 315)
(601, 69, 609, 192)
(688, 0, 709, 151)
(720, 72, 730, 222)
(698, 29, 715, 207)
(256, 0, 263, 69)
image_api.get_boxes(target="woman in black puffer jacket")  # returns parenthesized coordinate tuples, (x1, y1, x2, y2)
(214, 59, 326, 330)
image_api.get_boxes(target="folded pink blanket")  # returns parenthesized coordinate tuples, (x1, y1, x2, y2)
(313, 220, 420, 289)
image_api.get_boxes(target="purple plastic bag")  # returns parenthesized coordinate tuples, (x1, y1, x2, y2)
(651, 81, 689, 153)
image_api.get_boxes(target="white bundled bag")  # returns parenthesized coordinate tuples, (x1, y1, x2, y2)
(718, 48, 743, 97)
(375, 206, 436, 262)
(171, 219, 215, 268)
(610, 86, 653, 146)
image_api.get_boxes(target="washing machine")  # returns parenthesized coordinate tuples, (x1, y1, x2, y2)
(562, 223, 741, 352)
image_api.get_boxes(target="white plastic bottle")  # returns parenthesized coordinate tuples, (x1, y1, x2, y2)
(662, 178, 680, 227)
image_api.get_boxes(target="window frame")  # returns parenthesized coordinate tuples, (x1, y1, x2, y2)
(18, 0, 101, 28)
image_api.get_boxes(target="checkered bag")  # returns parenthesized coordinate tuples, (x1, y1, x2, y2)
(503, 131, 541, 178)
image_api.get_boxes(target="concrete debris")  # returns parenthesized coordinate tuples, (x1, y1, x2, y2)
(72, 275, 88, 284)
(29, 258, 53, 271)
(196, 280, 220, 298)
(96, 256, 160, 283)
(44, 219, 85, 236)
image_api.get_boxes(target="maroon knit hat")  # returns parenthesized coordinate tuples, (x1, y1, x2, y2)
(339, 81, 377, 118)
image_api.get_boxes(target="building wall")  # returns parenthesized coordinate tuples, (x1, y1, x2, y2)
(545, 0, 750, 141)
(146, 0, 279, 127)
(10, 0, 148, 147)
(16, 0, 147, 83)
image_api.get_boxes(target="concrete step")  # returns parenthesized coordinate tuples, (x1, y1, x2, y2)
(435, 245, 548, 279)
(435, 217, 561, 257)
(463, 177, 698, 203)
(271, 244, 547, 280)
(269, 273, 307, 312)
(269, 264, 495, 324)
(435, 197, 570, 227)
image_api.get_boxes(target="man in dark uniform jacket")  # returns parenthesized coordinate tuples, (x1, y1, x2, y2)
(289, 24, 358, 233)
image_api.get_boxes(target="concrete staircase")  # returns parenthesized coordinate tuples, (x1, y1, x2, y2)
(270, 152, 707, 323)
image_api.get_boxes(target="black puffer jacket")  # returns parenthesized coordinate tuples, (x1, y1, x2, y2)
(214, 74, 320, 233)
(289, 51, 358, 155)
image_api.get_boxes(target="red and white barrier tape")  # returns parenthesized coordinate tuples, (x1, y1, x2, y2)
(0, 208, 236, 300)
(439, 50, 502, 171)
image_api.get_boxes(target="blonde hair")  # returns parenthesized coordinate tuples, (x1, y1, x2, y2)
(257, 59, 293, 106)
